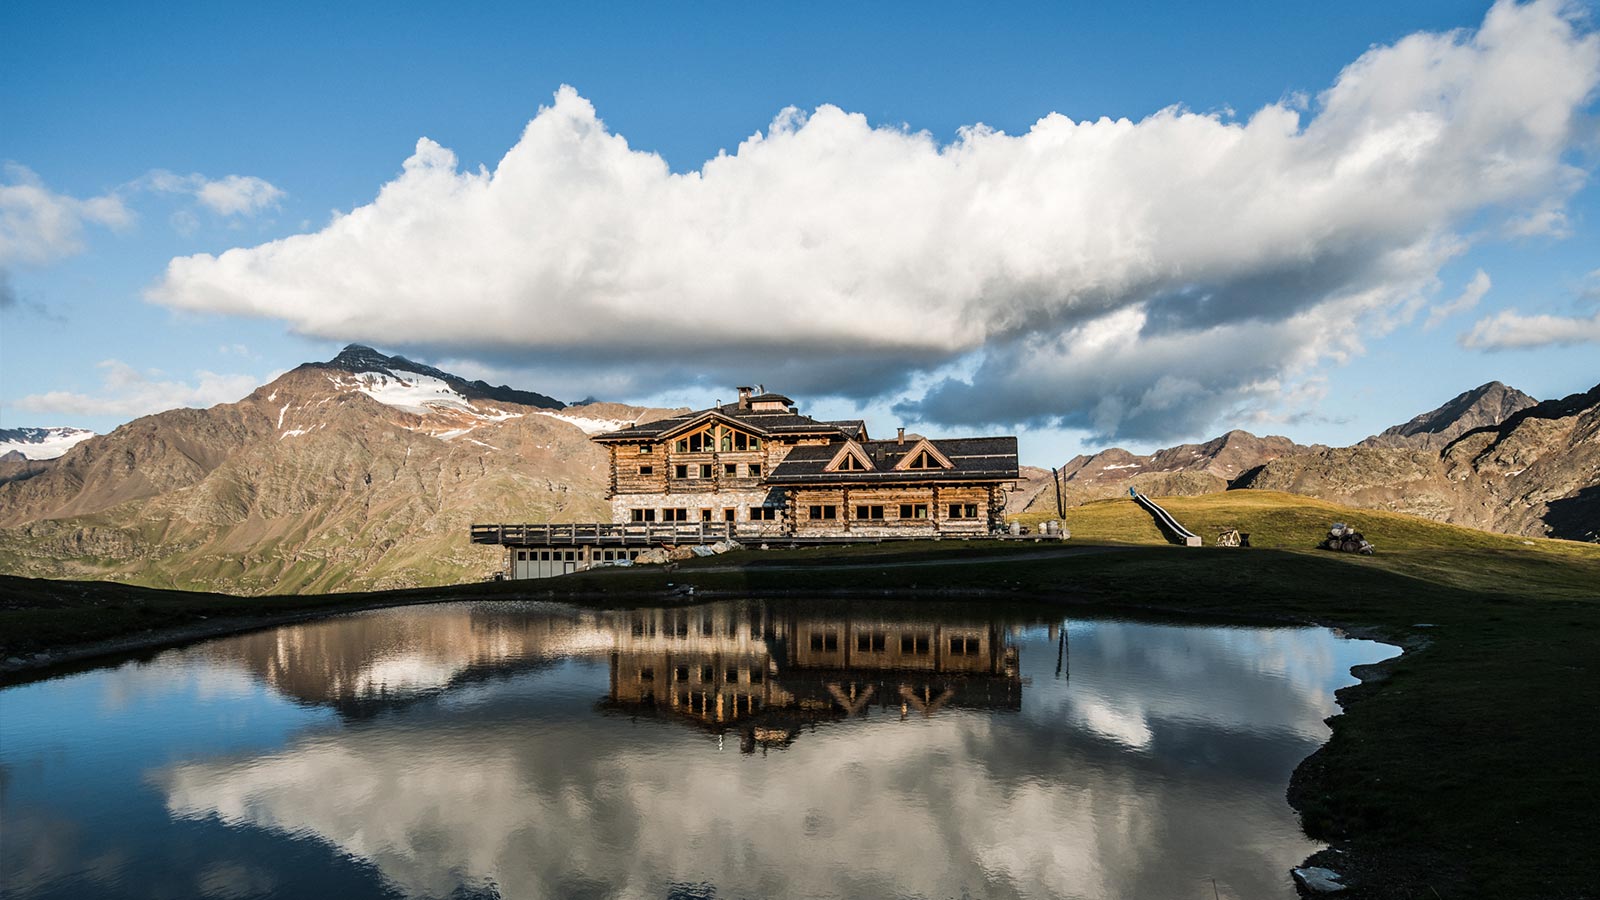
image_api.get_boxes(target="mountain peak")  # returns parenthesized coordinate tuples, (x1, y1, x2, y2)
(1361, 382, 1536, 450)
(300, 344, 565, 411)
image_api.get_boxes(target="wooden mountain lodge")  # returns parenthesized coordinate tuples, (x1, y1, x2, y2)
(472, 386, 1029, 578)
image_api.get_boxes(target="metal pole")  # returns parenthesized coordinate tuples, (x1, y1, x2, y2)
(1052, 467, 1065, 519)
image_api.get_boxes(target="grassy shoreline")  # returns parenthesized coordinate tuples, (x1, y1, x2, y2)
(3, 493, 1597, 897)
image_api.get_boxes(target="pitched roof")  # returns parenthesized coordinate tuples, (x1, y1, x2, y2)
(766, 436, 1018, 484)
(591, 403, 846, 442)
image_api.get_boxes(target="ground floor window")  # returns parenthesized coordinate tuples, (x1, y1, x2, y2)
(662, 508, 689, 522)
(700, 508, 713, 521)
(855, 504, 885, 520)
(723, 508, 736, 522)
(751, 506, 778, 521)
(901, 632, 932, 654)
(899, 503, 929, 520)
(809, 631, 840, 651)
(949, 636, 981, 655)
(948, 503, 979, 519)
(631, 508, 657, 522)
(809, 504, 838, 520)
(858, 631, 887, 651)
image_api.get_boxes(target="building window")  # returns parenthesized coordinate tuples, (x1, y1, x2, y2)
(750, 507, 777, 521)
(674, 464, 689, 479)
(662, 508, 689, 522)
(723, 508, 736, 522)
(950, 636, 981, 655)
(726, 667, 739, 683)
(948, 503, 978, 519)
(857, 631, 887, 651)
(675, 665, 690, 681)
(899, 503, 929, 519)
(701, 665, 715, 682)
(809, 631, 839, 651)
(638, 465, 654, 475)
(837, 454, 867, 471)
(700, 508, 713, 521)
(907, 450, 941, 469)
(855, 504, 885, 520)
(699, 463, 714, 478)
(809, 504, 838, 520)
(724, 463, 738, 476)
(901, 633, 931, 654)
(748, 463, 762, 477)
(639, 444, 653, 455)
(631, 509, 657, 522)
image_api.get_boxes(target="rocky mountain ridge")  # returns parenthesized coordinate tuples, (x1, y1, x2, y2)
(1238, 383, 1599, 541)
(1025, 430, 1324, 512)
(1029, 380, 1597, 542)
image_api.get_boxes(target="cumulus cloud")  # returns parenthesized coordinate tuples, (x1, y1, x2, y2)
(149, 1, 1600, 440)
(1425, 269, 1492, 330)
(1461, 308, 1600, 349)
(13, 360, 266, 418)
(0, 163, 132, 266)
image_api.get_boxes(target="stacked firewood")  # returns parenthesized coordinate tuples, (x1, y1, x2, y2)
(1320, 523, 1374, 555)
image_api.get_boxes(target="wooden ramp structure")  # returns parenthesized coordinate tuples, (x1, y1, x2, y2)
(1129, 490, 1202, 547)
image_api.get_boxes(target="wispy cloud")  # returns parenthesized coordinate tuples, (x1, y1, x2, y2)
(0, 163, 132, 266)
(1461, 309, 1600, 350)
(0, 164, 285, 271)
(148, 1, 1600, 441)
(1425, 269, 1491, 330)
(13, 360, 265, 418)
(140, 171, 284, 217)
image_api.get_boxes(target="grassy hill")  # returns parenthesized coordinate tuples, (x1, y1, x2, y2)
(1013, 489, 1600, 603)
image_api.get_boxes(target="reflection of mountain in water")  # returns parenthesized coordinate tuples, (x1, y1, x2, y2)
(606, 605, 1022, 750)
(197, 601, 1028, 735)
(196, 603, 615, 717)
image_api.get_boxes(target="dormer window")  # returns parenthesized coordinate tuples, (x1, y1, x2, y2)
(838, 455, 867, 471)
(891, 438, 953, 471)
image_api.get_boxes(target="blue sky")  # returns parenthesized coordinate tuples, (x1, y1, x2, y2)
(3, 0, 1597, 465)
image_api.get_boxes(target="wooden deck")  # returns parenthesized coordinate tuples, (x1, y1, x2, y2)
(470, 523, 1062, 547)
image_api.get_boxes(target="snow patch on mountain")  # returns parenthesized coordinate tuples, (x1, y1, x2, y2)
(532, 411, 637, 435)
(0, 427, 97, 460)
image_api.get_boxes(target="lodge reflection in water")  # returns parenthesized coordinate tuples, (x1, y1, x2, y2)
(197, 600, 1026, 743)
(607, 605, 1022, 749)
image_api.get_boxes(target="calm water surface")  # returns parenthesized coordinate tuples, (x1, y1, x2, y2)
(0, 599, 1395, 900)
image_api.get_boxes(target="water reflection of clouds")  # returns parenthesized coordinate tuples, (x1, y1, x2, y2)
(145, 606, 1393, 900)
(3, 601, 1397, 900)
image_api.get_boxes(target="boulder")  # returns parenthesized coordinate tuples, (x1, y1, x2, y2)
(1290, 866, 1346, 893)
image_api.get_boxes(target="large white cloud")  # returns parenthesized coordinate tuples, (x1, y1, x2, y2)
(149, 1, 1599, 440)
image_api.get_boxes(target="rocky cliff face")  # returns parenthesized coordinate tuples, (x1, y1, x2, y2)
(1359, 381, 1537, 450)
(1235, 384, 1598, 541)
(0, 346, 672, 593)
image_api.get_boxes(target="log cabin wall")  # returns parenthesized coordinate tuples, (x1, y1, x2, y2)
(789, 484, 993, 537)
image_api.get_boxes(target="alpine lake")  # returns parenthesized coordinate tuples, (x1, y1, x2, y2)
(0, 598, 1396, 899)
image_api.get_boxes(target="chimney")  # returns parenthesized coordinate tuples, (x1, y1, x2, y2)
(736, 386, 753, 410)
(897, 427, 906, 445)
